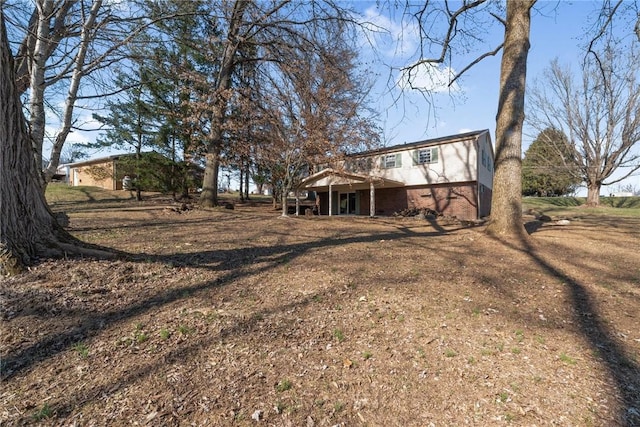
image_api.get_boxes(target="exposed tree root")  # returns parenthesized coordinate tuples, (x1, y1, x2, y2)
(0, 247, 24, 276)
(1, 237, 119, 277)
(57, 242, 118, 260)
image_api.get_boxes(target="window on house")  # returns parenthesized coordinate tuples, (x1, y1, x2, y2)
(382, 153, 402, 169)
(414, 147, 438, 164)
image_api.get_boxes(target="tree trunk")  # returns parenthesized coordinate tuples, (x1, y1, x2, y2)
(27, 0, 53, 175)
(43, 0, 102, 186)
(1, 12, 111, 276)
(199, 0, 248, 208)
(281, 187, 288, 217)
(244, 160, 250, 200)
(200, 148, 220, 208)
(239, 167, 244, 202)
(486, 0, 536, 238)
(586, 183, 601, 206)
(1, 10, 56, 274)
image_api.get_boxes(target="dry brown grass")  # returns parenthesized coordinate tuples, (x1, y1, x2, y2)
(1, 188, 639, 426)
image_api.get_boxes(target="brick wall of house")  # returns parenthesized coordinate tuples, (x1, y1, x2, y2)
(357, 183, 479, 219)
(71, 161, 116, 190)
(358, 187, 407, 216)
(318, 183, 482, 220)
(406, 183, 479, 219)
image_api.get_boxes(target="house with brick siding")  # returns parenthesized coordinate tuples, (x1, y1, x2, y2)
(65, 154, 131, 190)
(299, 129, 494, 220)
(64, 152, 203, 192)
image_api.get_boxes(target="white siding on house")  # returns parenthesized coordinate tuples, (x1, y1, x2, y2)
(476, 132, 494, 190)
(371, 138, 478, 185)
(300, 130, 493, 220)
(312, 175, 363, 187)
(304, 130, 492, 192)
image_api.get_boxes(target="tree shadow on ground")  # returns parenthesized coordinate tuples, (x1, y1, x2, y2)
(0, 223, 464, 384)
(5, 201, 638, 424)
(11, 287, 339, 424)
(496, 224, 640, 425)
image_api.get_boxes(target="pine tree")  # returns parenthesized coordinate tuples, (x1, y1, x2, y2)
(89, 63, 160, 201)
(522, 128, 581, 196)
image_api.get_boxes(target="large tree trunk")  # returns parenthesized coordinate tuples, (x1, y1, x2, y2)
(199, 0, 247, 208)
(486, 0, 536, 238)
(200, 146, 221, 208)
(1, 10, 110, 276)
(1, 11, 65, 275)
(586, 183, 601, 206)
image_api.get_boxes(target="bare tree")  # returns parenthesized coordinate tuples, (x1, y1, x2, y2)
(393, 0, 533, 236)
(9, 0, 103, 180)
(396, 0, 639, 234)
(41, 0, 102, 184)
(527, 44, 640, 206)
(1, 8, 110, 276)
(245, 35, 379, 216)
(193, 0, 365, 208)
(5, 0, 171, 188)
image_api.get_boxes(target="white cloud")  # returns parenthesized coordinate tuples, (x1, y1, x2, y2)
(398, 62, 461, 94)
(358, 6, 420, 59)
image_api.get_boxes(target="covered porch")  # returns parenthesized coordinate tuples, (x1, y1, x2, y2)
(298, 168, 404, 217)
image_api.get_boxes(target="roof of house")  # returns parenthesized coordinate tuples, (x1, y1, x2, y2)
(300, 167, 405, 189)
(63, 153, 134, 168)
(348, 129, 490, 158)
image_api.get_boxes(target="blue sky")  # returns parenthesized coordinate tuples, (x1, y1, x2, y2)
(65, 2, 600, 149)
(358, 1, 598, 146)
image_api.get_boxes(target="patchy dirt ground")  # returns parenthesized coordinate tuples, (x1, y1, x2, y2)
(1, 192, 639, 426)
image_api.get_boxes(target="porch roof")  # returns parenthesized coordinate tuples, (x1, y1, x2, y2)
(299, 168, 404, 192)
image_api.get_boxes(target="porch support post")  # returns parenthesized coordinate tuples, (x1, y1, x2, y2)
(295, 189, 300, 216)
(369, 181, 375, 217)
(328, 181, 333, 216)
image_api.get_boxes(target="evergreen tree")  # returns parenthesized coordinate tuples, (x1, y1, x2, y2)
(90, 63, 160, 201)
(142, 0, 221, 198)
(87, 0, 218, 200)
(522, 128, 581, 196)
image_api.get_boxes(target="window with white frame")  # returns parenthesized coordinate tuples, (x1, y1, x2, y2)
(414, 147, 438, 164)
(382, 153, 401, 168)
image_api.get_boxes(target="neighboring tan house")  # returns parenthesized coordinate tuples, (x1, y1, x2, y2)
(66, 152, 204, 192)
(299, 129, 494, 220)
(66, 154, 131, 190)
